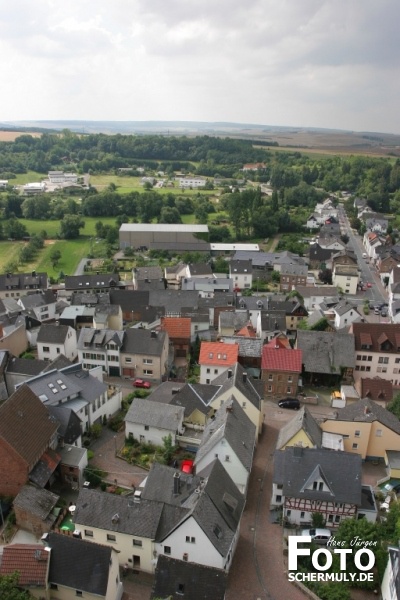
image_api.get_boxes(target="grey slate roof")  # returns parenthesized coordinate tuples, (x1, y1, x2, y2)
(37, 323, 70, 344)
(330, 398, 400, 435)
(46, 406, 82, 444)
(47, 532, 113, 596)
(64, 273, 120, 290)
(276, 407, 322, 449)
(149, 290, 200, 313)
(6, 356, 48, 376)
(135, 265, 164, 280)
(151, 555, 227, 600)
(212, 363, 262, 410)
(109, 289, 150, 311)
(125, 398, 185, 431)
(273, 446, 362, 505)
(260, 311, 287, 333)
(333, 301, 361, 317)
(74, 488, 163, 538)
(142, 462, 203, 506)
(296, 330, 355, 373)
(195, 397, 256, 471)
(121, 328, 167, 356)
(13, 485, 59, 520)
(280, 263, 308, 276)
(219, 310, 248, 330)
(168, 383, 220, 418)
(219, 336, 263, 358)
(18, 290, 56, 309)
(77, 327, 124, 350)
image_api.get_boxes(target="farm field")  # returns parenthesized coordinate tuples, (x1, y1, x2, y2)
(21, 216, 118, 238)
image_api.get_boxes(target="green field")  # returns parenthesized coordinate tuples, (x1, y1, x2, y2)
(21, 216, 118, 238)
(89, 174, 215, 196)
(7, 171, 45, 185)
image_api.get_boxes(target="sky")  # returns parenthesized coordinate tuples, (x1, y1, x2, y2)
(1, 0, 399, 134)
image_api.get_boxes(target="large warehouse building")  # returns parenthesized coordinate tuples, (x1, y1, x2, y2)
(119, 223, 210, 252)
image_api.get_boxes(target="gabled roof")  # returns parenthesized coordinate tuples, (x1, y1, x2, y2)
(212, 363, 262, 411)
(194, 397, 256, 471)
(187, 263, 213, 277)
(333, 301, 360, 317)
(330, 398, 400, 435)
(109, 289, 150, 311)
(273, 446, 362, 505)
(125, 398, 184, 431)
(0, 544, 49, 587)
(161, 316, 191, 340)
(77, 327, 124, 350)
(47, 533, 113, 596)
(74, 488, 163, 538)
(199, 342, 239, 366)
(64, 273, 120, 290)
(6, 356, 48, 376)
(219, 336, 263, 358)
(350, 323, 400, 353)
(168, 383, 220, 418)
(13, 484, 59, 520)
(0, 386, 58, 466)
(276, 407, 322, 449)
(296, 330, 355, 374)
(219, 310, 249, 331)
(151, 555, 227, 600)
(37, 323, 71, 344)
(261, 338, 302, 373)
(360, 378, 393, 403)
(121, 328, 167, 356)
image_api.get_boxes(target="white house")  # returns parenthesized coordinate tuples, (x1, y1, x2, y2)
(124, 398, 185, 446)
(194, 397, 256, 494)
(37, 323, 77, 362)
(17, 290, 58, 322)
(332, 302, 362, 329)
(332, 264, 359, 295)
(229, 259, 253, 290)
(199, 341, 239, 385)
(176, 177, 207, 189)
(77, 328, 124, 376)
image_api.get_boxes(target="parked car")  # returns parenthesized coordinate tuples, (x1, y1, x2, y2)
(367, 282, 373, 288)
(374, 307, 381, 315)
(278, 398, 300, 410)
(132, 379, 151, 389)
(381, 309, 388, 317)
(301, 528, 332, 544)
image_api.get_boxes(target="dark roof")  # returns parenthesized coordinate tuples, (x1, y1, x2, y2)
(296, 330, 355, 374)
(330, 398, 400, 435)
(37, 323, 70, 344)
(109, 289, 149, 311)
(135, 266, 163, 280)
(13, 484, 59, 520)
(308, 243, 336, 262)
(0, 386, 59, 466)
(142, 462, 203, 506)
(125, 398, 184, 431)
(151, 555, 227, 600)
(74, 488, 163, 538)
(42, 354, 73, 372)
(276, 407, 322, 449)
(64, 273, 120, 290)
(47, 533, 113, 596)
(46, 405, 82, 444)
(168, 383, 220, 418)
(0, 272, 48, 292)
(230, 259, 252, 274)
(195, 397, 256, 471)
(6, 356, 48, 376)
(212, 363, 262, 411)
(188, 263, 213, 277)
(121, 328, 167, 356)
(273, 446, 362, 505)
(29, 447, 61, 487)
(149, 290, 200, 313)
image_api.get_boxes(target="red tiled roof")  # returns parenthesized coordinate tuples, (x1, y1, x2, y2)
(0, 544, 49, 586)
(199, 341, 239, 366)
(351, 323, 400, 353)
(236, 324, 256, 338)
(361, 378, 393, 403)
(261, 339, 302, 372)
(160, 317, 191, 340)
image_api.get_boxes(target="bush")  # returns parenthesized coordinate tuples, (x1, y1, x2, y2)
(134, 389, 151, 398)
(87, 450, 94, 460)
(108, 413, 124, 432)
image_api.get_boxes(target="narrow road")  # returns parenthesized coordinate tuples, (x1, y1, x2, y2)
(226, 405, 307, 600)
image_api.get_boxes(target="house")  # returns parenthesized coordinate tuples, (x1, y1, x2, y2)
(218, 336, 263, 374)
(306, 214, 320, 230)
(77, 328, 124, 376)
(132, 266, 165, 290)
(73, 488, 164, 571)
(125, 398, 185, 446)
(317, 235, 346, 251)
(350, 322, 400, 386)
(164, 263, 187, 289)
(307, 244, 336, 270)
(363, 212, 388, 234)
(0, 543, 50, 598)
(5, 356, 49, 394)
(363, 231, 383, 260)
(181, 276, 233, 296)
(294, 286, 339, 312)
(229, 259, 253, 290)
(120, 328, 169, 382)
(46, 532, 123, 600)
(381, 546, 400, 600)
(279, 264, 308, 292)
(256, 310, 287, 342)
(58, 444, 88, 490)
(219, 311, 249, 337)
(194, 397, 256, 493)
(332, 301, 362, 329)
(13, 485, 60, 537)
(63, 274, 123, 299)
(242, 162, 266, 171)
(186, 263, 214, 279)
(0, 271, 49, 300)
(276, 407, 322, 450)
(332, 263, 359, 294)
(0, 385, 59, 496)
(37, 323, 77, 362)
(199, 341, 239, 384)
(151, 555, 227, 600)
(198, 293, 235, 328)
(296, 330, 355, 386)
(17, 290, 58, 322)
(272, 446, 362, 527)
(266, 300, 308, 332)
(321, 398, 400, 460)
(161, 317, 191, 367)
(177, 177, 207, 189)
(354, 377, 393, 406)
(211, 363, 264, 436)
(145, 459, 245, 571)
(261, 336, 302, 399)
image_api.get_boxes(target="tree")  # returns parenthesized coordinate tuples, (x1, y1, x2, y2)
(161, 434, 177, 464)
(319, 269, 333, 285)
(59, 214, 85, 239)
(388, 393, 400, 419)
(0, 573, 34, 599)
(50, 248, 62, 268)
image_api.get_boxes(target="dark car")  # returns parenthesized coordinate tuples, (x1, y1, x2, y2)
(132, 379, 151, 389)
(278, 398, 300, 410)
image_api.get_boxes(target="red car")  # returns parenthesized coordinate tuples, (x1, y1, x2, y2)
(367, 282, 373, 288)
(180, 459, 194, 474)
(132, 379, 151, 389)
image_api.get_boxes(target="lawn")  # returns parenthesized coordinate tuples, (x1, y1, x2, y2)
(6, 170, 45, 185)
(0, 241, 27, 271)
(35, 239, 93, 278)
(21, 216, 119, 238)
(89, 173, 216, 196)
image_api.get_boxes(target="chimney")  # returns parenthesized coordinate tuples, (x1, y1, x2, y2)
(173, 471, 181, 495)
(151, 330, 157, 339)
(364, 405, 371, 415)
(243, 372, 247, 384)
(227, 369, 233, 379)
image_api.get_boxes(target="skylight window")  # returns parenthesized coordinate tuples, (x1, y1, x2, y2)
(57, 379, 63, 385)
(52, 387, 58, 394)
(48, 383, 54, 389)
(60, 384, 67, 390)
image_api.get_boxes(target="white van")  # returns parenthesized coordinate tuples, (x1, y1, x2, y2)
(301, 528, 332, 544)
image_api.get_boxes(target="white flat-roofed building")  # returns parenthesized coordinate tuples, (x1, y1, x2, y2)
(23, 182, 46, 194)
(211, 243, 259, 255)
(176, 176, 207, 188)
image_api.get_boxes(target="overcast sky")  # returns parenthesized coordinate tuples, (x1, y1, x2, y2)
(1, 0, 399, 133)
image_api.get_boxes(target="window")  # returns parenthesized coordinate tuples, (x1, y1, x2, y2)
(379, 357, 389, 364)
(352, 443, 358, 449)
(164, 546, 171, 554)
(177, 583, 185, 595)
(133, 539, 142, 547)
(185, 536, 195, 543)
(300, 512, 305, 518)
(84, 530, 93, 537)
(144, 425, 149, 431)
(143, 358, 153, 364)
(268, 374, 273, 381)
(376, 429, 383, 437)
(225, 455, 230, 462)
(354, 430, 360, 437)
(242, 402, 247, 408)
(57, 347, 60, 354)
(43, 346, 50, 352)
(125, 357, 132, 363)
(206, 368, 210, 373)
(335, 515, 341, 523)
(286, 510, 291, 517)
(107, 534, 116, 542)
(288, 376, 293, 383)
(276, 495, 282, 503)
(76, 592, 83, 597)
(268, 385, 272, 392)
(214, 369, 218, 374)
(143, 369, 153, 375)
(213, 525, 222, 539)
